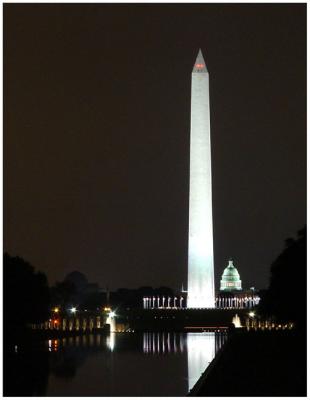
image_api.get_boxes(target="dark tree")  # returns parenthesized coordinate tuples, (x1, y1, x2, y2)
(109, 286, 176, 309)
(50, 280, 77, 309)
(259, 226, 306, 330)
(3, 253, 50, 331)
(81, 291, 106, 310)
(155, 286, 175, 297)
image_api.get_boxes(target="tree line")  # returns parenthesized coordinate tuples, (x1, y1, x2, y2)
(3, 225, 306, 337)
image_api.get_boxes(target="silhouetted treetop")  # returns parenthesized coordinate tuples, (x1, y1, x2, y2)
(4, 253, 50, 328)
(259, 225, 306, 330)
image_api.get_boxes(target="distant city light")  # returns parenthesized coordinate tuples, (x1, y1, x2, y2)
(53, 307, 59, 313)
(109, 311, 116, 318)
(249, 311, 255, 317)
(70, 307, 77, 313)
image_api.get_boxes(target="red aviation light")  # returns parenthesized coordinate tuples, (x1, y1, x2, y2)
(196, 63, 204, 69)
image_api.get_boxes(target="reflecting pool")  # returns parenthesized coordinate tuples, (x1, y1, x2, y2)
(5, 332, 227, 396)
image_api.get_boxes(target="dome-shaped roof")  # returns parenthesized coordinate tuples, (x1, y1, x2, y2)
(220, 260, 242, 291)
(222, 260, 240, 280)
(64, 271, 88, 291)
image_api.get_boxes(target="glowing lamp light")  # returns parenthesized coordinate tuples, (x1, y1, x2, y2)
(109, 311, 116, 318)
(196, 63, 204, 68)
(53, 307, 59, 313)
(249, 311, 255, 318)
(70, 307, 77, 314)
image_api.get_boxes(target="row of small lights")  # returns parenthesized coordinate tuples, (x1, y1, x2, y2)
(53, 307, 76, 314)
(52, 307, 116, 318)
(52, 307, 255, 320)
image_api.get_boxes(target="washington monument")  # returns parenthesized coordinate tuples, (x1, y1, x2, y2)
(187, 49, 215, 308)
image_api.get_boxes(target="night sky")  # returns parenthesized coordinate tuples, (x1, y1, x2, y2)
(4, 4, 306, 291)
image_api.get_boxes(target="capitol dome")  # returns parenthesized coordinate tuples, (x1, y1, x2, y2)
(220, 259, 242, 291)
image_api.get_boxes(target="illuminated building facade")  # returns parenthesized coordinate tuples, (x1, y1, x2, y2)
(187, 49, 215, 308)
(143, 295, 185, 309)
(220, 259, 242, 291)
(216, 259, 260, 308)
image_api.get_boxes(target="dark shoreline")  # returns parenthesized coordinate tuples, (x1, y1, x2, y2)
(188, 329, 306, 397)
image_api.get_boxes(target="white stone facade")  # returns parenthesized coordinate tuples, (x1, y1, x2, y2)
(187, 50, 215, 308)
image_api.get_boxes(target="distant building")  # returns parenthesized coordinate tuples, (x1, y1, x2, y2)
(220, 259, 242, 291)
(64, 270, 102, 302)
(143, 258, 260, 310)
(216, 259, 260, 309)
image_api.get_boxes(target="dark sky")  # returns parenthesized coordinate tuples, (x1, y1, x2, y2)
(4, 4, 306, 291)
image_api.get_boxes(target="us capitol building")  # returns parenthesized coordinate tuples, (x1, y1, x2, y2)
(143, 259, 260, 310)
(215, 259, 260, 309)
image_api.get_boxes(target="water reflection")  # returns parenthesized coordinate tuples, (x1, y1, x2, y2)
(47, 334, 115, 352)
(187, 333, 227, 391)
(106, 332, 115, 351)
(5, 332, 227, 396)
(4, 344, 50, 396)
(48, 333, 226, 394)
(142, 332, 227, 392)
(143, 332, 186, 354)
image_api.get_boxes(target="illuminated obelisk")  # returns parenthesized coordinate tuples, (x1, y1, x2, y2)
(187, 49, 215, 308)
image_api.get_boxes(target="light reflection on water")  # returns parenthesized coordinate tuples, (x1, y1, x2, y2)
(44, 332, 227, 396)
(188, 333, 216, 391)
(106, 332, 115, 351)
(142, 332, 227, 392)
(143, 332, 186, 354)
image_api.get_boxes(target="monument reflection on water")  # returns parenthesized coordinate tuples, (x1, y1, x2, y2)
(48, 332, 226, 396)
(187, 333, 225, 391)
(143, 332, 226, 392)
(7, 332, 226, 396)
